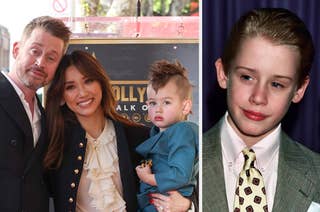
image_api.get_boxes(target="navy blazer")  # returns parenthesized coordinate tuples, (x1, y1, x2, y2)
(48, 120, 149, 212)
(0, 72, 49, 212)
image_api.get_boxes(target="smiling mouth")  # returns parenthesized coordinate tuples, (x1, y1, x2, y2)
(243, 109, 267, 121)
(77, 98, 93, 106)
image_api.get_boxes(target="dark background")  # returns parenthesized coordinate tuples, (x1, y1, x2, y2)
(203, 0, 320, 153)
(68, 40, 199, 125)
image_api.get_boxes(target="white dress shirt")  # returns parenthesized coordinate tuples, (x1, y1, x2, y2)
(2, 71, 41, 146)
(221, 113, 280, 212)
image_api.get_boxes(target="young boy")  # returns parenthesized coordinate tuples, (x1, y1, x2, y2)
(203, 8, 320, 212)
(135, 60, 199, 212)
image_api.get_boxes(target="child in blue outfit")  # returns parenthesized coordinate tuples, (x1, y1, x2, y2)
(135, 60, 198, 212)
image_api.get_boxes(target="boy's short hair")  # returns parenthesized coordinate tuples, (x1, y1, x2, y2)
(22, 16, 71, 53)
(221, 8, 314, 88)
(148, 60, 192, 99)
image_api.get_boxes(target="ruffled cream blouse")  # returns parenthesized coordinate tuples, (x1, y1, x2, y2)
(76, 119, 126, 212)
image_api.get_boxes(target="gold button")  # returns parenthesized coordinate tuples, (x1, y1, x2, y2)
(68, 197, 73, 203)
(70, 183, 76, 188)
(74, 169, 79, 174)
(77, 156, 82, 161)
(79, 142, 84, 148)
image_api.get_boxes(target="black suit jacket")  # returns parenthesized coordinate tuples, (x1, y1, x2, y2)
(48, 120, 149, 212)
(0, 72, 49, 212)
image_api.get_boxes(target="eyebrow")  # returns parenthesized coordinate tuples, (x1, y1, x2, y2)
(234, 65, 294, 81)
(64, 81, 74, 85)
(235, 65, 256, 72)
(147, 96, 174, 101)
(64, 75, 90, 84)
(31, 42, 60, 55)
(31, 42, 43, 47)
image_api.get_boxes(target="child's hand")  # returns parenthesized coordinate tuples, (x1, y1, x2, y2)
(136, 160, 157, 186)
(136, 164, 152, 181)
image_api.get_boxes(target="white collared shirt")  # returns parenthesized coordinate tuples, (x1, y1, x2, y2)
(2, 71, 41, 147)
(221, 112, 280, 212)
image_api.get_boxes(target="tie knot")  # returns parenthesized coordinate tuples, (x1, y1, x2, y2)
(242, 148, 256, 170)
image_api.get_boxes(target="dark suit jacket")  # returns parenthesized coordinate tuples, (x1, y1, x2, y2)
(48, 120, 149, 212)
(0, 72, 49, 212)
(203, 118, 320, 212)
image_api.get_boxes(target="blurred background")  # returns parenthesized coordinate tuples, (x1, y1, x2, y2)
(0, 0, 199, 126)
(0, 0, 199, 69)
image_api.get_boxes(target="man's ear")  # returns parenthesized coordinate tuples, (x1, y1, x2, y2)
(215, 58, 228, 89)
(12, 42, 20, 59)
(182, 99, 192, 115)
(292, 76, 310, 103)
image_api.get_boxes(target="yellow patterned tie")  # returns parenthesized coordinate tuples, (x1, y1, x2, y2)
(233, 148, 268, 212)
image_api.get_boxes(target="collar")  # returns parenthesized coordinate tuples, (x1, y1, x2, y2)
(221, 112, 280, 171)
(2, 70, 25, 100)
(2, 70, 41, 120)
(150, 125, 161, 136)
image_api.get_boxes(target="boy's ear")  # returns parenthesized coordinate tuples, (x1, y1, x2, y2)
(182, 99, 192, 115)
(292, 76, 310, 103)
(215, 58, 228, 89)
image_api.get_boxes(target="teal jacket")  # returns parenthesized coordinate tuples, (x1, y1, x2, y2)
(136, 121, 199, 211)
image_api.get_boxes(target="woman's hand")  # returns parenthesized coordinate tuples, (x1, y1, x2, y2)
(150, 191, 191, 212)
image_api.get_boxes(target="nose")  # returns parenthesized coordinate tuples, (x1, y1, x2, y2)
(155, 104, 163, 113)
(35, 55, 46, 68)
(249, 84, 268, 105)
(78, 84, 88, 96)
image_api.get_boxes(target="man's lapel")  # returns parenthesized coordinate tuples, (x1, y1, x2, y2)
(24, 97, 46, 174)
(273, 132, 316, 211)
(203, 119, 229, 211)
(0, 73, 33, 152)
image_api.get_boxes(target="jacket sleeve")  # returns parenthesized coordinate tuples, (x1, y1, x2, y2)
(155, 123, 198, 193)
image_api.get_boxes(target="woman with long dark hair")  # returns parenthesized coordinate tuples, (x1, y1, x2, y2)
(44, 50, 193, 212)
